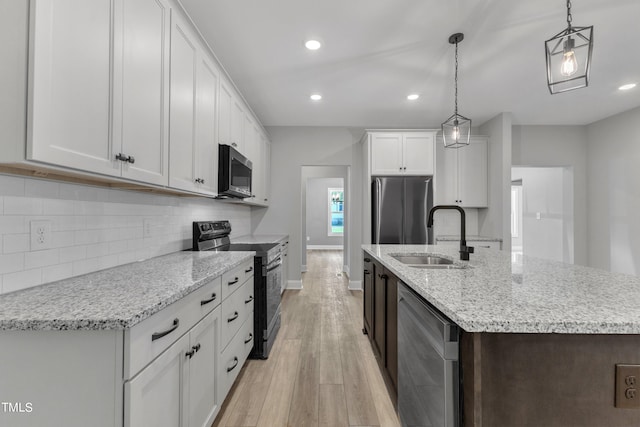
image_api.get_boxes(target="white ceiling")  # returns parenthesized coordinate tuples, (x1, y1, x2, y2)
(179, 0, 640, 128)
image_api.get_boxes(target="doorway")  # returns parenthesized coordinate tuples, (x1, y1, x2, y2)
(301, 166, 349, 275)
(511, 166, 574, 264)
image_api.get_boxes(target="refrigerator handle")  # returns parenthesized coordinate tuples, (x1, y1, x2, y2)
(375, 178, 382, 245)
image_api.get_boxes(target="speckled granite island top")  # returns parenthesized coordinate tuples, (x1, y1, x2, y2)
(0, 251, 254, 331)
(363, 244, 640, 334)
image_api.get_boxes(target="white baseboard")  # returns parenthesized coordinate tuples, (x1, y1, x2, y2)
(287, 280, 303, 290)
(307, 245, 343, 250)
(348, 280, 362, 291)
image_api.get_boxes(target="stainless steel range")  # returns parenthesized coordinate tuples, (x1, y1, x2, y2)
(192, 220, 281, 359)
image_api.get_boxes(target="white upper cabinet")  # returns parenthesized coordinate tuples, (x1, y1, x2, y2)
(116, 0, 171, 185)
(28, 0, 170, 185)
(370, 132, 435, 175)
(436, 136, 488, 208)
(194, 56, 220, 195)
(28, 0, 115, 175)
(219, 80, 245, 153)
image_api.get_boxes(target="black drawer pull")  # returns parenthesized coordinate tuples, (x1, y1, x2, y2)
(364, 257, 371, 262)
(245, 267, 253, 273)
(228, 277, 239, 285)
(192, 343, 201, 353)
(228, 311, 239, 322)
(152, 318, 179, 341)
(227, 356, 239, 372)
(245, 296, 254, 304)
(200, 293, 217, 305)
(186, 349, 195, 359)
(244, 333, 253, 344)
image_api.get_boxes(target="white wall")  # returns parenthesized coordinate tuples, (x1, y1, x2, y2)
(0, 174, 251, 295)
(252, 126, 364, 288)
(512, 167, 574, 263)
(512, 125, 587, 265)
(306, 177, 344, 247)
(479, 113, 512, 250)
(587, 105, 640, 274)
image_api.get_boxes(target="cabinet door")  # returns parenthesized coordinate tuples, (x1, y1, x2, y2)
(436, 140, 460, 205)
(373, 266, 387, 361)
(385, 270, 398, 397)
(458, 138, 488, 207)
(218, 80, 233, 146)
(371, 133, 403, 175)
(168, 17, 198, 192)
(262, 138, 271, 205)
(28, 0, 117, 176)
(125, 333, 189, 427)
(115, 0, 170, 185)
(243, 116, 260, 201)
(186, 308, 220, 427)
(363, 256, 374, 336)
(230, 98, 245, 153)
(194, 55, 220, 195)
(403, 133, 434, 175)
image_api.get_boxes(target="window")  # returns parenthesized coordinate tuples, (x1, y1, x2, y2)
(328, 188, 344, 236)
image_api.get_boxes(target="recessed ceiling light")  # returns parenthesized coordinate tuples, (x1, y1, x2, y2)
(310, 94, 322, 101)
(407, 94, 420, 101)
(619, 83, 637, 91)
(305, 40, 322, 50)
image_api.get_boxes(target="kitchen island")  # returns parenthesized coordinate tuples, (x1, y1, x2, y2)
(363, 244, 640, 427)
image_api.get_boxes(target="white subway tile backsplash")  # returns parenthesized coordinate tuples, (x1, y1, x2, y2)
(4, 196, 43, 215)
(0, 175, 26, 196)
(3, 234, 29, 254)
(0, 175, 252, 295)
(25, 179, 60, 198)
(0, 253, 25, 274)
(3, 268, 42, 293)
(25, 249, 60, 269)
(42, 263, 73, 284)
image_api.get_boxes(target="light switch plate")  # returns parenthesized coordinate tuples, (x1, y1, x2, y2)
(616, 364, 640, 409)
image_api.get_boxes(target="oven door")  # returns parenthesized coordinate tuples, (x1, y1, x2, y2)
(265, 256, 282, 338)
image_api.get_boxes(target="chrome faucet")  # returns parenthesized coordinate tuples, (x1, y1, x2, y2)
(427, 205, 474, 261)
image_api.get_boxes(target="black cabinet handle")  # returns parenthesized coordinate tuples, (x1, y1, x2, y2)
(245, 296, 254, 304)
(151, 318, 179, 341)
(227, 357, 239, 372)
(186, 349, 195, 359)
(245, 267, 253, 273)
(200, 293, 217, 305)
(228, 311, 239, 322)
(115, 153, 128, 162)
(193, 343, 201, 353)
(364, 257, 371, 262)
(364, 269, 370, 274)
(127, 155, 135, 164)
(228, 277, 239, 286)
(244, 333, 253, 344)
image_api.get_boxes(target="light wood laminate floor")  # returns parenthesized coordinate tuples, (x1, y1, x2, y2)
(213, 250, 400, 427)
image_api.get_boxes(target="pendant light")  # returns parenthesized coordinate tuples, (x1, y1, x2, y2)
(545, 0, 593, 94)
(441, 33, 471, 149)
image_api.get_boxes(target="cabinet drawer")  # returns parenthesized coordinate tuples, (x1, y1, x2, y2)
(124, 278, 221, 379)
(219, 315, 252, 400)
(221, 259, 254, 301)
(221, 278, 253, 351)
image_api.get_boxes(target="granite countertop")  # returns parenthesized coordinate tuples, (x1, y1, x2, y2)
(0, 251, 254, 331)
(233, 234, 288, 244)
(363, 244, 640, 334)
(436, 235, 503, 242)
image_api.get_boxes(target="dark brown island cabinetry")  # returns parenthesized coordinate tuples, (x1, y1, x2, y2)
(363, 252, 398, 402)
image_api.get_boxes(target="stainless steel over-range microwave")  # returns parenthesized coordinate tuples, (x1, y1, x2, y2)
(218, 144, 252, 199)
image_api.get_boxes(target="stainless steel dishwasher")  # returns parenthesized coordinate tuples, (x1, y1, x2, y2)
(398, 282, 460, 427)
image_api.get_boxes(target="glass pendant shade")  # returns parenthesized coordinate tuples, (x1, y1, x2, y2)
(442, 113, 471, 148)
(545, 1, 593, 94)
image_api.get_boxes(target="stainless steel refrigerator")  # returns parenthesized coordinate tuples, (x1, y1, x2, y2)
(371, 176, 433, 244)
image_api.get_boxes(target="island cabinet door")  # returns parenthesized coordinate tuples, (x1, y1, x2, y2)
(385, 270, 398, 396)
(363, 255, 374, 336)
(373, 265, 387, 362)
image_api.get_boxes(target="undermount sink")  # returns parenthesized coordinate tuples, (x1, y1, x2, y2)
(390, 254, 467, 269)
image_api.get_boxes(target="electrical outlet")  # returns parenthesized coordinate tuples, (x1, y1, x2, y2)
(616, 364, 640, 409)
(30, 220, 52, 251)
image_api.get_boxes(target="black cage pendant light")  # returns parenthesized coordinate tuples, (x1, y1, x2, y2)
(545, 0, 593, 94)
(442, 33, 471, 149)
